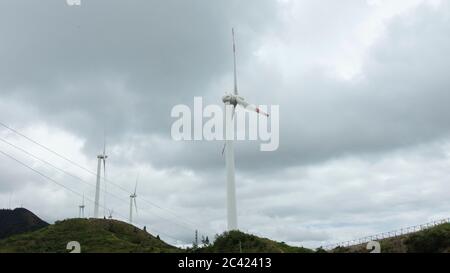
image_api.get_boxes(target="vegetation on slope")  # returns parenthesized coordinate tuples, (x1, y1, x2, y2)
(3, 214, 449, 253)
(0, 219, 314, 253)
(195, 230, 314, 253)
(332, 223, 450, 253)
(0, 218, 180, 253)
(406, 223, 450, 253)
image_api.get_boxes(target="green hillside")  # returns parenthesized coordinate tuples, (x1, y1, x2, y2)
(0, 218, 180, 253)
(332, 223, 450, 253)
(196, 230, 314, 253)
(4, 215, 449, 253)
(0, 217, 315, 253)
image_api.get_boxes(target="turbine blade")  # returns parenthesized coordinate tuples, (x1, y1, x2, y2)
(134, 198, 138, 214)
(134, 173, 139, 195)
(221, 143, 226, 156)
(232, 28, 238, 95)
(103, 131, 106, 156)
(103, 159, 106, 182)
(237, 98, 269, 117)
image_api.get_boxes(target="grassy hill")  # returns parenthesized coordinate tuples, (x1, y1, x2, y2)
(196, 230, 314, 253)
(332, 223, 450, 253)
(0, 218, 180, 253)
(0, 218, 315, 253)
(3, 214, 450, 253)
(4, 207, 450, 253)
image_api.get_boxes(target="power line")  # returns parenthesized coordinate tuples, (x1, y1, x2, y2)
(0, 149, 91, 204)
(0, 147, 181, 244)
(0, 135, 202, 235)
(0, 121, 212, 236)
(0, 121, 199, 226)
(0, 121, 97, 176)
(0, 136, 129, 204)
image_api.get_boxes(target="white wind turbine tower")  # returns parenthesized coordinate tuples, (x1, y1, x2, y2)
(78, 195, 85, 218)
(222, 28, 269, 231)
(94, 140, 108, 218)
(129, 174, 139, 223)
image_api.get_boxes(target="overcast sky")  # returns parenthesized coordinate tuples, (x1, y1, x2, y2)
(1, 0, 450, 249)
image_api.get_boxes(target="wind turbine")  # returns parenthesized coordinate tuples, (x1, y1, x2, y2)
(102, 134, 108, 218)
(221, 28, 269, 231)
(78, 195, 85, 218)
(129, 174, 139, 224)
(94, 139, 107, 218)
(108, 209, 114, 219)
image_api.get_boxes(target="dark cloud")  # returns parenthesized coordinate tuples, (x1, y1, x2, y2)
(5, 1, 449, 174)
(1, 1, 450, 247)
(124, 1, 450, 175)
(0, 0, 277, 152)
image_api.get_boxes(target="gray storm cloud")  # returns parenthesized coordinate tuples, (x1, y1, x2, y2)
(1, 0, 450, 247)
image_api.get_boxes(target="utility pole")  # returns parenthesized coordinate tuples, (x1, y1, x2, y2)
(195, 230, 198, 246)
(193, 230, 199, 250)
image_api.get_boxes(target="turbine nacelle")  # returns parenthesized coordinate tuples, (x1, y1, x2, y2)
(222, 94, 269, 117)
(222, 93, 244, 107)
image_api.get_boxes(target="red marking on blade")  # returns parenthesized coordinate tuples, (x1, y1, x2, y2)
(256, 108, 269, 117)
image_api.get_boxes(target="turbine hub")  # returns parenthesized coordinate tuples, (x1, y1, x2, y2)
(222, 94, 238, 107)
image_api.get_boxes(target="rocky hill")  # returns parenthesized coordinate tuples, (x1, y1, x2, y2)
(0, 208, 48, 239)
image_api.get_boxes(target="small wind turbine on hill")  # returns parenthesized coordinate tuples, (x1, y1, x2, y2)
(78, 195, 85, 218)
(221, 28, 269, 231)
(129, 174, 139, 223)
(94, 140, 107, 218)
(108, 209, 114, 219)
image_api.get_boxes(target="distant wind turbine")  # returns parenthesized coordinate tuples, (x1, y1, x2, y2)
(102, 133, 108, 217)
(221, 28, 269, 231)
(94, 139, 108, 218)
(108, 209, 114, 219)
(129, 174, 139, 223)
(78, 195, 85, 218)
